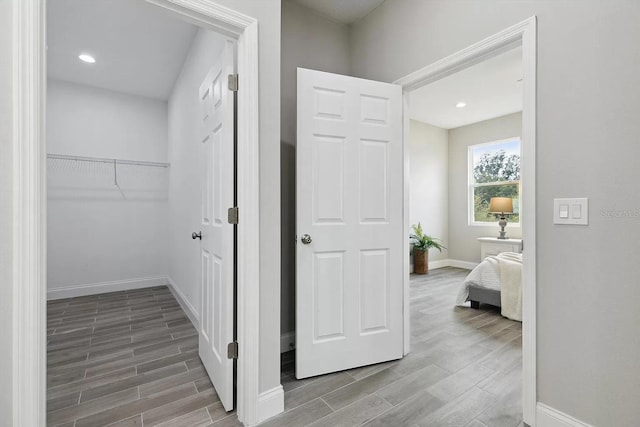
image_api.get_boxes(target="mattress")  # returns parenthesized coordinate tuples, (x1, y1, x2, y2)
(457, 252, 523, 320)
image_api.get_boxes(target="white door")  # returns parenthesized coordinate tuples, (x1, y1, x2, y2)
(296, 68, 404, 379)
(197, 40, 235, 410)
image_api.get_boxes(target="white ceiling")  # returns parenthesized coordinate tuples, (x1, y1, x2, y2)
(410, 47, 523, 130)
(290, 0, 385, 24)
(47, 0, 198, 100)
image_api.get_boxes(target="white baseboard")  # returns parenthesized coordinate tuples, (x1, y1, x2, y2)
(428, 259, 451, 270)
(537, 403, 593, 427)
(448, 259, 479, 270)
(281, 331, 295, 353)
(47, 276, 169, 300)
(166, 276, 200, 329)
(256, 385, 284, 424)
(410, 259, 478, 273)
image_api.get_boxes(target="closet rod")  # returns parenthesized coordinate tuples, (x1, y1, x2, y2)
(47, 153, 170, 168)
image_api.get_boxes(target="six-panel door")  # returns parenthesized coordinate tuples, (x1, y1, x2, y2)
(198, 40, 235, 410)
(296, 68, 404, 379)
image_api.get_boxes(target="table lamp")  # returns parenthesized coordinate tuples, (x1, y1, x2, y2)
(489, 197, 513, 239)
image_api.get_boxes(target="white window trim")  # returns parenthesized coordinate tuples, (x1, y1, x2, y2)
(467, 136, 522, 227)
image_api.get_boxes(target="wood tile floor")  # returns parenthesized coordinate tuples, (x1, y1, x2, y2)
(48, 268, 522, 427)
(267, 267, 523, 427)
(47, 286, 238, 427)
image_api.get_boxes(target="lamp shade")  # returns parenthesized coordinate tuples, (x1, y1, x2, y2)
(489, 197, 513, 214)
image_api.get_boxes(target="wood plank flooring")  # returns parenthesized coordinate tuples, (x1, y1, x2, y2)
(47, 286, 239, 427)
(48, 267, 522, 426)
(268, 267, 523, 427)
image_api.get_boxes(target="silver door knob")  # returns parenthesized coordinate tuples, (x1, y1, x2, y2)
(301, 234, 312, 244)
(192, 231, 202, 240)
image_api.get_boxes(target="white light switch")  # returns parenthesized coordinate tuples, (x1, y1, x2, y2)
(559, 204, 569, 219)
(572, 204, 582, 219)
(554, 198, 588, 225)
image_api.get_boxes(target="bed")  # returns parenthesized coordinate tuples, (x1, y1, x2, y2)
(456, 252, 523, 321)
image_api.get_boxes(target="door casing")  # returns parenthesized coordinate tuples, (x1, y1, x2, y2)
(11, 0, 270, 425)
(394, 16, 538, 426)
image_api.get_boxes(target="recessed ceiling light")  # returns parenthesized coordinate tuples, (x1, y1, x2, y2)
(78, 54, 96, 64)
(456, 102, 467, 108)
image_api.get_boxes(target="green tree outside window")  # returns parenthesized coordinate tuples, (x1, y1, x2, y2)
(470, 138, 521, 223)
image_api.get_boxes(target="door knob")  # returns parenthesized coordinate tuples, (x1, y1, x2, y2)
(301, 234, 312, 244)
(192, 231, 202, 240)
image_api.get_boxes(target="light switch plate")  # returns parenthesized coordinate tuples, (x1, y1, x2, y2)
(554, 198, 588, 225)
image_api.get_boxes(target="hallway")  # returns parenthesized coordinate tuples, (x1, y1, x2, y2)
(268, 267, 523, 426)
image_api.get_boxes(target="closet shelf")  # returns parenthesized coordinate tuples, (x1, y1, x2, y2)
(47, 154, 170, 168)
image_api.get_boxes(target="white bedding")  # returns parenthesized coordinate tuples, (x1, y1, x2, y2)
(456, 252, 523, 321)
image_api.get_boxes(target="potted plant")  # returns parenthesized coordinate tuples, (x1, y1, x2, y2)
(410, 222, 446, 274)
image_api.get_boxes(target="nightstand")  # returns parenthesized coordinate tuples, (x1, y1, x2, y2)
(478, 237, 523, 260)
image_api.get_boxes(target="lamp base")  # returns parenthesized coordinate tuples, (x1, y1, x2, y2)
(497, 216, 507, 239)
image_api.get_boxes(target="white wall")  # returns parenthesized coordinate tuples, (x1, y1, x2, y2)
(167, 29, 225, 318)
(47, 81, 169, 162)
(0, 0, 13, 422)
(448, 112, 522, 263)
(409, 120, 448, 263)
(351, 1, 640, 425)
(47, 80, 170, 294)
(280, 0, 351, 337)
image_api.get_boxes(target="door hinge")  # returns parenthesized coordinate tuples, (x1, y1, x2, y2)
(227, 207, 239, 224)
(228, 74, 238, 92)
(227, 341, 238, 359)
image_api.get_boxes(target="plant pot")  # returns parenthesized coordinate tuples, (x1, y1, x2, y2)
(413, 248, 429, 274)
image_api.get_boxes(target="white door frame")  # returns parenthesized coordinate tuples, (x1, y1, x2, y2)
(395, 17, 538, 426)
(12, 0, 263, 425)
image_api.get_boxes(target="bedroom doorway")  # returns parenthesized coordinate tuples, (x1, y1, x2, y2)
(398, 18, 536, 426)
(403, 46, 525, 425)
(271, 18, 535, 427)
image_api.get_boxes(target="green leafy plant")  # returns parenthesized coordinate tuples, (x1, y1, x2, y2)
(410, 222, 446, 252)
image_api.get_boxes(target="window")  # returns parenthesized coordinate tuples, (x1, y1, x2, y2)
(469, 137, 521, 224)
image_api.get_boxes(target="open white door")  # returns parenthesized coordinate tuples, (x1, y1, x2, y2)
(296, 68, 404, 379)
(197, 40, 235, 410)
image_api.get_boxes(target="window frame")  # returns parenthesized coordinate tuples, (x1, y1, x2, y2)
(467, 136, 522, 227)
